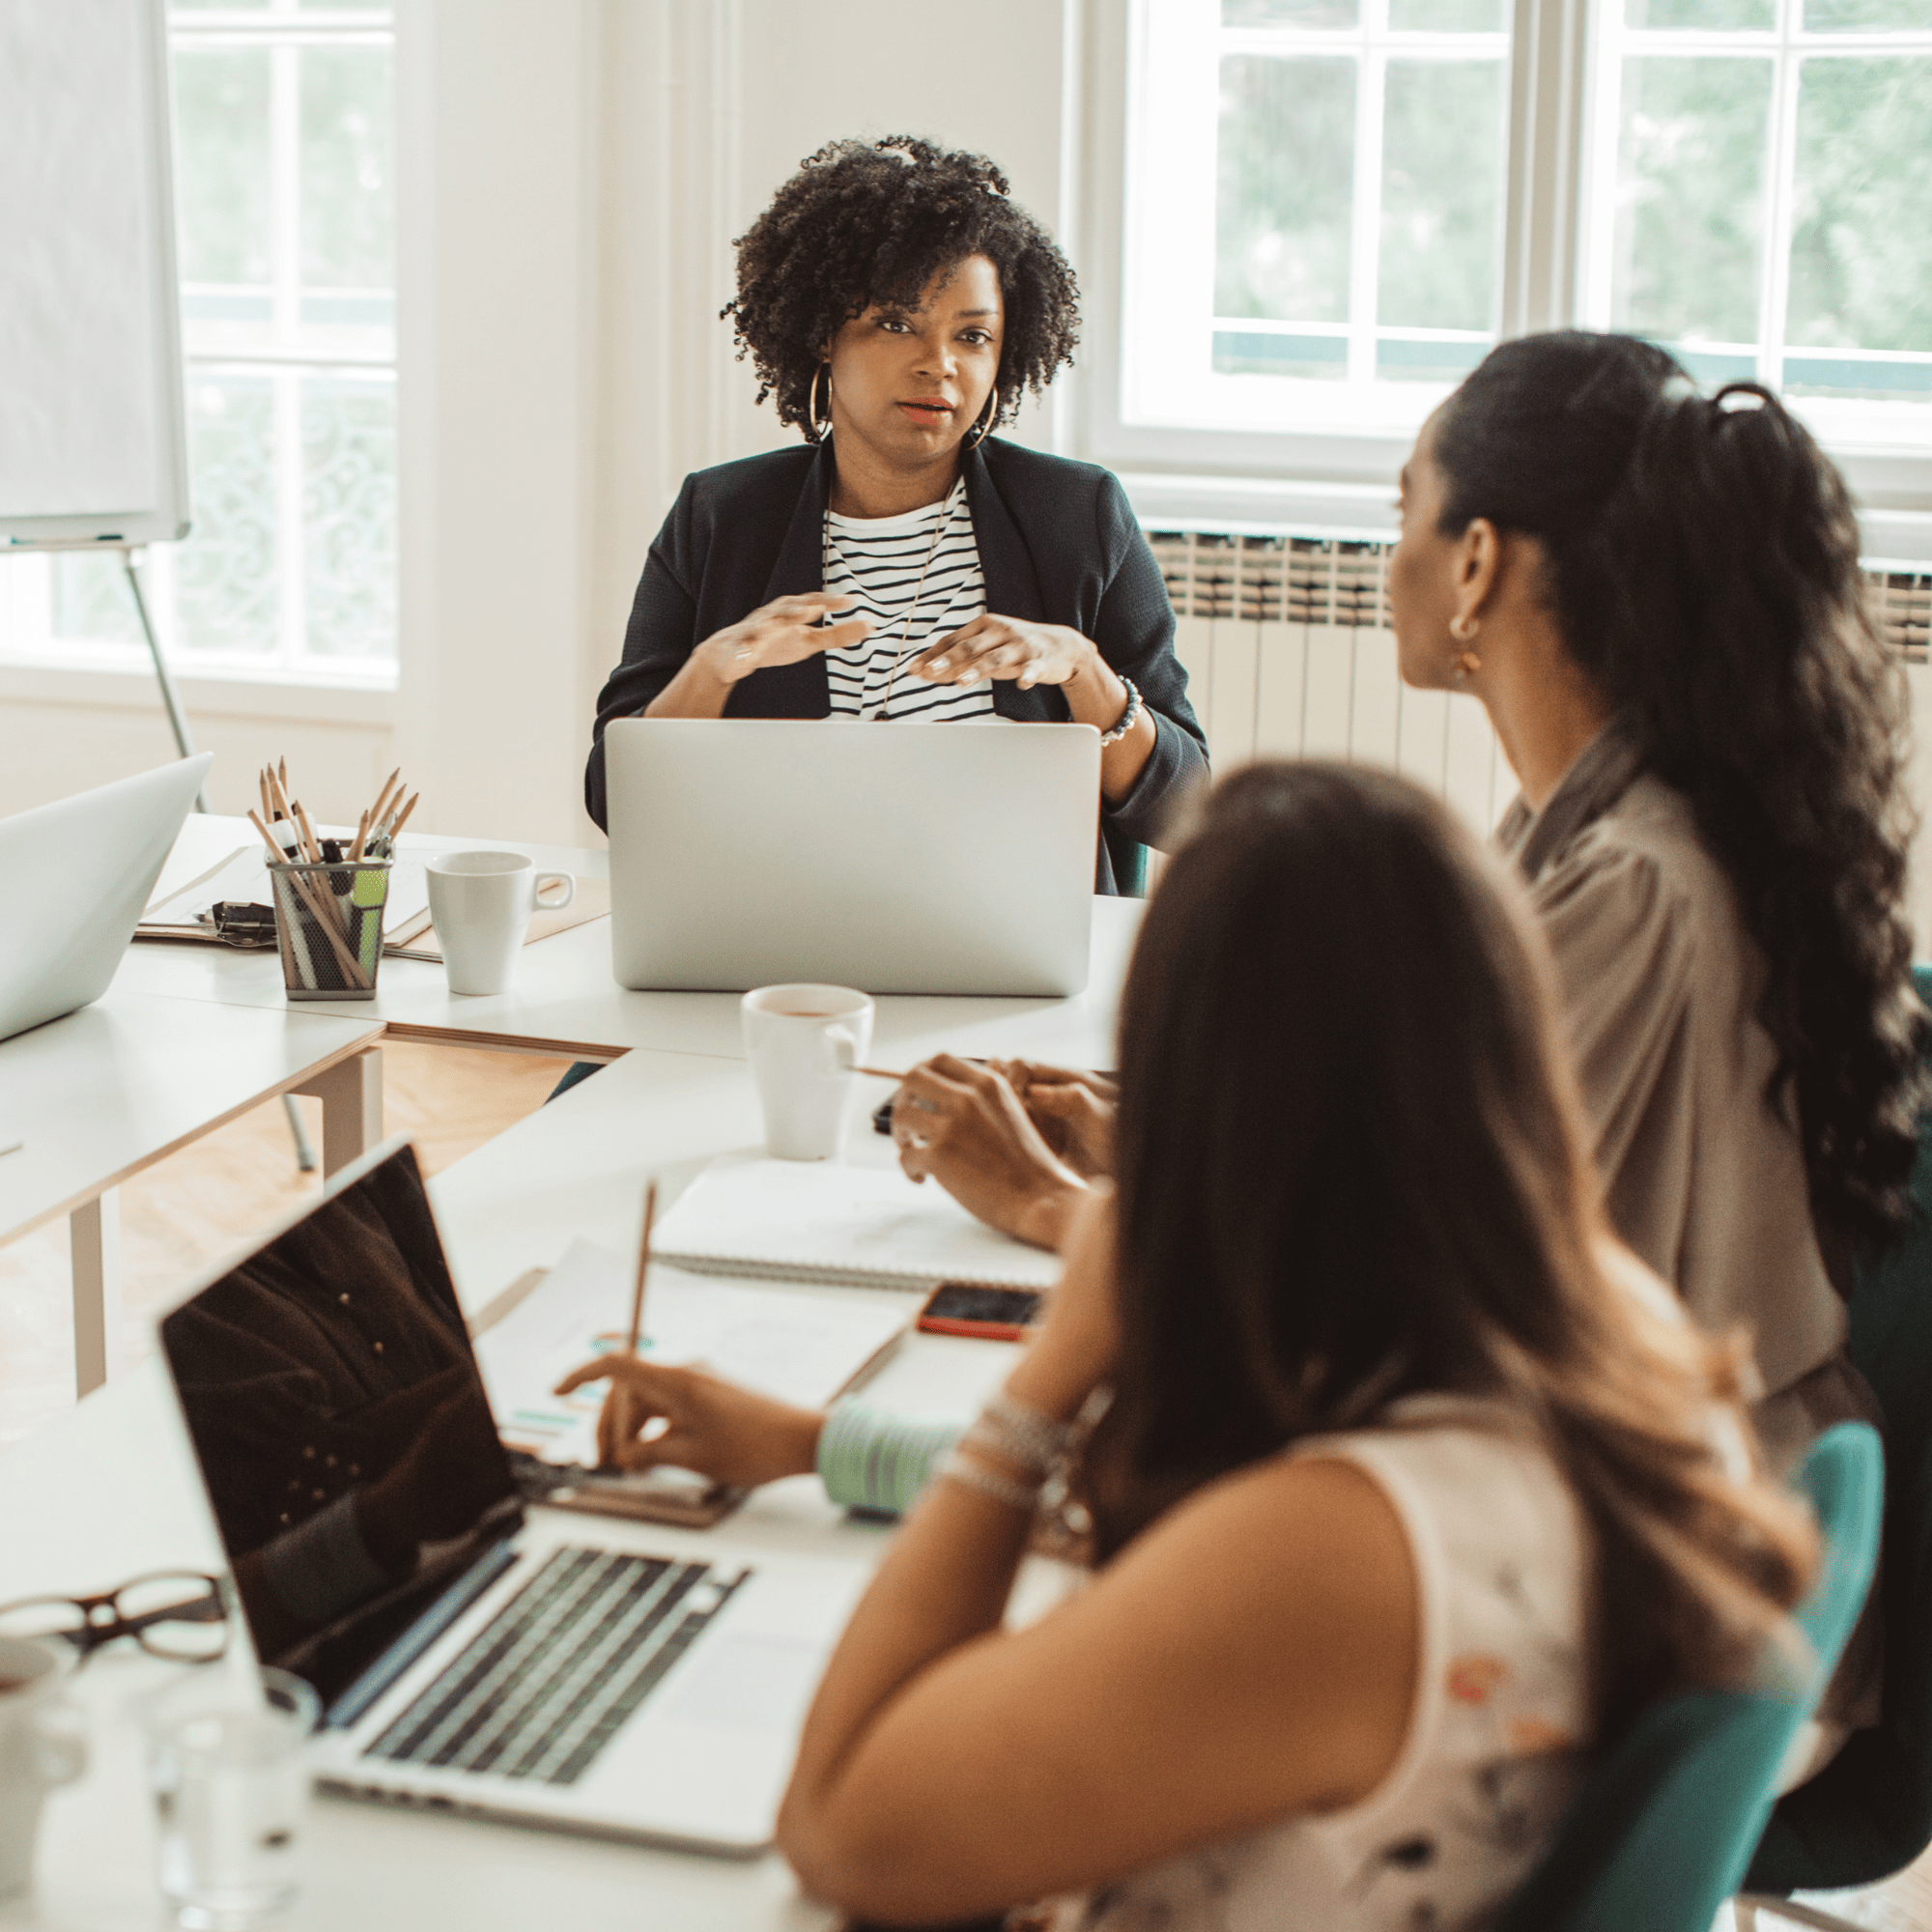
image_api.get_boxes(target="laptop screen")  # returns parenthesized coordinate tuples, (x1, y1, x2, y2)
(159, 1144, 519, 1697)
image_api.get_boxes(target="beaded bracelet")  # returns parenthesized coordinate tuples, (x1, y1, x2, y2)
(1097, 674, 1144, 747)
(959, 1391, 1078, 1477)
(939, 1447, 1043, 1515)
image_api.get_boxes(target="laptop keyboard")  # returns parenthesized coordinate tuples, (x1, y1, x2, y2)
(360, 1546, 749, 1787)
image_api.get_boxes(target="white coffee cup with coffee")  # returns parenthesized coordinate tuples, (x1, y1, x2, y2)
(424, 851, 575, 997)
(0, 1636, 86, 1898)
(741, 983, 875, 1161)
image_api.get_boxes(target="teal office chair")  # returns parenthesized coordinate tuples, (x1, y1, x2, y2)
(1735, 964, 1932, 1927)
(1496, 1422, 1884, 1932)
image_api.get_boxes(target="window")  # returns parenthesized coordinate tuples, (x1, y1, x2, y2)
(1579, 0, 1932, 448)
(1113, 0, 1932, 478)
(1123, 0, 1514, 440)
(1, 0, 397, 684)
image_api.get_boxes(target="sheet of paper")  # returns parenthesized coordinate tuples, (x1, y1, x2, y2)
(142, 846, 430, 939)
(651, 1153, 1063, 1290)
(472, 1238, 909, 1467)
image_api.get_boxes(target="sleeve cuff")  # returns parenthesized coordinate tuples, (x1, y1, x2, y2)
(817, 1400, 965, 1516)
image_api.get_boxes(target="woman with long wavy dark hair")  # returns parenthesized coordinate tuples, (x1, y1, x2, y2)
(766, 763, 1815, 1931)
(1387, 330, 1923, 1467)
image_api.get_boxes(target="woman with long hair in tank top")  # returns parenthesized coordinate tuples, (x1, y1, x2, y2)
(762, 762, 1816, 1931)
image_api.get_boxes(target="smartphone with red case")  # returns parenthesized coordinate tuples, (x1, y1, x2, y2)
(916, 1283, 1042, 1342)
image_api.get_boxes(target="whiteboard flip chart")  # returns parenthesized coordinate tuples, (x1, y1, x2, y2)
(0, 0, 188, 542)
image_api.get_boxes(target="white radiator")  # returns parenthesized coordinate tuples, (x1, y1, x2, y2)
(1148, 529, 1932, 838)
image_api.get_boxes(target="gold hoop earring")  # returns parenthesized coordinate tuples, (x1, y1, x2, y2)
(808, 363, 832, 442)
(963, 389, 999, 449)
(1448, 613, 1480, 643)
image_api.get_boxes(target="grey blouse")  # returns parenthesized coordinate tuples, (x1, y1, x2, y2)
(1497, 723, 1849, 1409)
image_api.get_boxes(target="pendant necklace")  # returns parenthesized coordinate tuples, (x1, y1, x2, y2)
(823, 481, 961, 722)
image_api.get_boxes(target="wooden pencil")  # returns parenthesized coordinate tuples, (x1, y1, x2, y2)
(626, 1179, 658, 1356)
(250, 810, 369, 987)
(387, 791, 419, 843)
(294, 801, 322, 864)
(246, 808, 289, 863)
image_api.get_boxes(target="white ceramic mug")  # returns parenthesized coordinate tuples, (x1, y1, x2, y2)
(0, 1636, 86, 1898)
(741, 983, 875, 1161)
(424, 851, 575, 997)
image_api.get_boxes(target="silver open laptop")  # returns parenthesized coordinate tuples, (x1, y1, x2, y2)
(156, 1139, 871, 1855)
(0, 753, 213, 1042)
(605, 719, 1099, 996)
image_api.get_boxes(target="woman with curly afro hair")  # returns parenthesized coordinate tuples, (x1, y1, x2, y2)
(583, 136, 1207, 893)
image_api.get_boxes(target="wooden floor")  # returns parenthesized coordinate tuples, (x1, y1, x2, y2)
(0, 1039, 568, 1448)
(2, 1040, 1930, 1927)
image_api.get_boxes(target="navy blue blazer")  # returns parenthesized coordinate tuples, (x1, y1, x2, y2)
(584, 437, 1208, 894)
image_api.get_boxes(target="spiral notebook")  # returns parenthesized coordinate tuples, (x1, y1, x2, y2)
(652, 1154, 1064, 1293)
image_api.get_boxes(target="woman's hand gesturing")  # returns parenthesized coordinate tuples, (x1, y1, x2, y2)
(645, 592, 871, 718)
(909, 615, 1094, 692)
(705, 592, 872, 684)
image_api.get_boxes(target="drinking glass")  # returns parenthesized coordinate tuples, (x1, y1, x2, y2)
(149, 1666, 320, 1930)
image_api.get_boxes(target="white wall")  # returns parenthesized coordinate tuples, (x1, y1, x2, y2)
(6, 0, 1932, 955)
(0, 0, 1078, 844)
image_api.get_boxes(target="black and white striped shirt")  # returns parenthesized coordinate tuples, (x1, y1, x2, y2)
(822, 481, 994, 723)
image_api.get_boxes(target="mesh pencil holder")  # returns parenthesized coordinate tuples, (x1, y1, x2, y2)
(269, 859, 390, 1001)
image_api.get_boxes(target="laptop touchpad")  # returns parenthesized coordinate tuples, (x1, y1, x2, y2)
(659, 1636, 826, 1734)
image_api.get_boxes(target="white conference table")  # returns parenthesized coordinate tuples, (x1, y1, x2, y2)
(1, 812, 1138, 1929)
(0, 1037, 1074, 1932)
(0, 996, 384, 1396)
(123, 813, 1140, 1070)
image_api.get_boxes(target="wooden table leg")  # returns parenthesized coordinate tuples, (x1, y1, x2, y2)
(70, 1189, 123, 1398)
(292, 1047, 384, 1179)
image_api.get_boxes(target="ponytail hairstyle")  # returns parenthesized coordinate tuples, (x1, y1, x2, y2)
(1433, 330, 1927, 1254)
(1092, 762, 1817, 1739)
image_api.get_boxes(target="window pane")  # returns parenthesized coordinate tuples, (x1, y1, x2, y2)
(1212, 329, 1350, 377)
(1216, 55, 1356, 324)
(51, 554, 142, 644)
(176, 377, 278, 655)
(1379, 59, 1506, 331)
(302, 379, 396, 660)
(299, 46, 393, 293)
(1787, 57, 1932, 363)
(1804, 0, 1932, 27)
(1626, 0, 1775, 27)
(1376, 336, 1490, 383)
(173, 49, 270, 286)
(1390, 0, 1509, 30)
(1611, 56, 1771, 344)
(1223, 0, 1359, 26)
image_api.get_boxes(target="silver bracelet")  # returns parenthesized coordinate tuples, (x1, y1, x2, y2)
(939, 1448, 1042, 1515)
(960, 1392, 1078, 1477)
(1097, 674, 1143, 747)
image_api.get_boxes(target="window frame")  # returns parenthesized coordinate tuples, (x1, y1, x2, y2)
(1577, 0, 1932, 440)
(1080, 0, 1932, 546)
(0, 1, 402, 692)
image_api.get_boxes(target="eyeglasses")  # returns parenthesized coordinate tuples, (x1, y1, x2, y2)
(0, 1572, 229, 1666)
